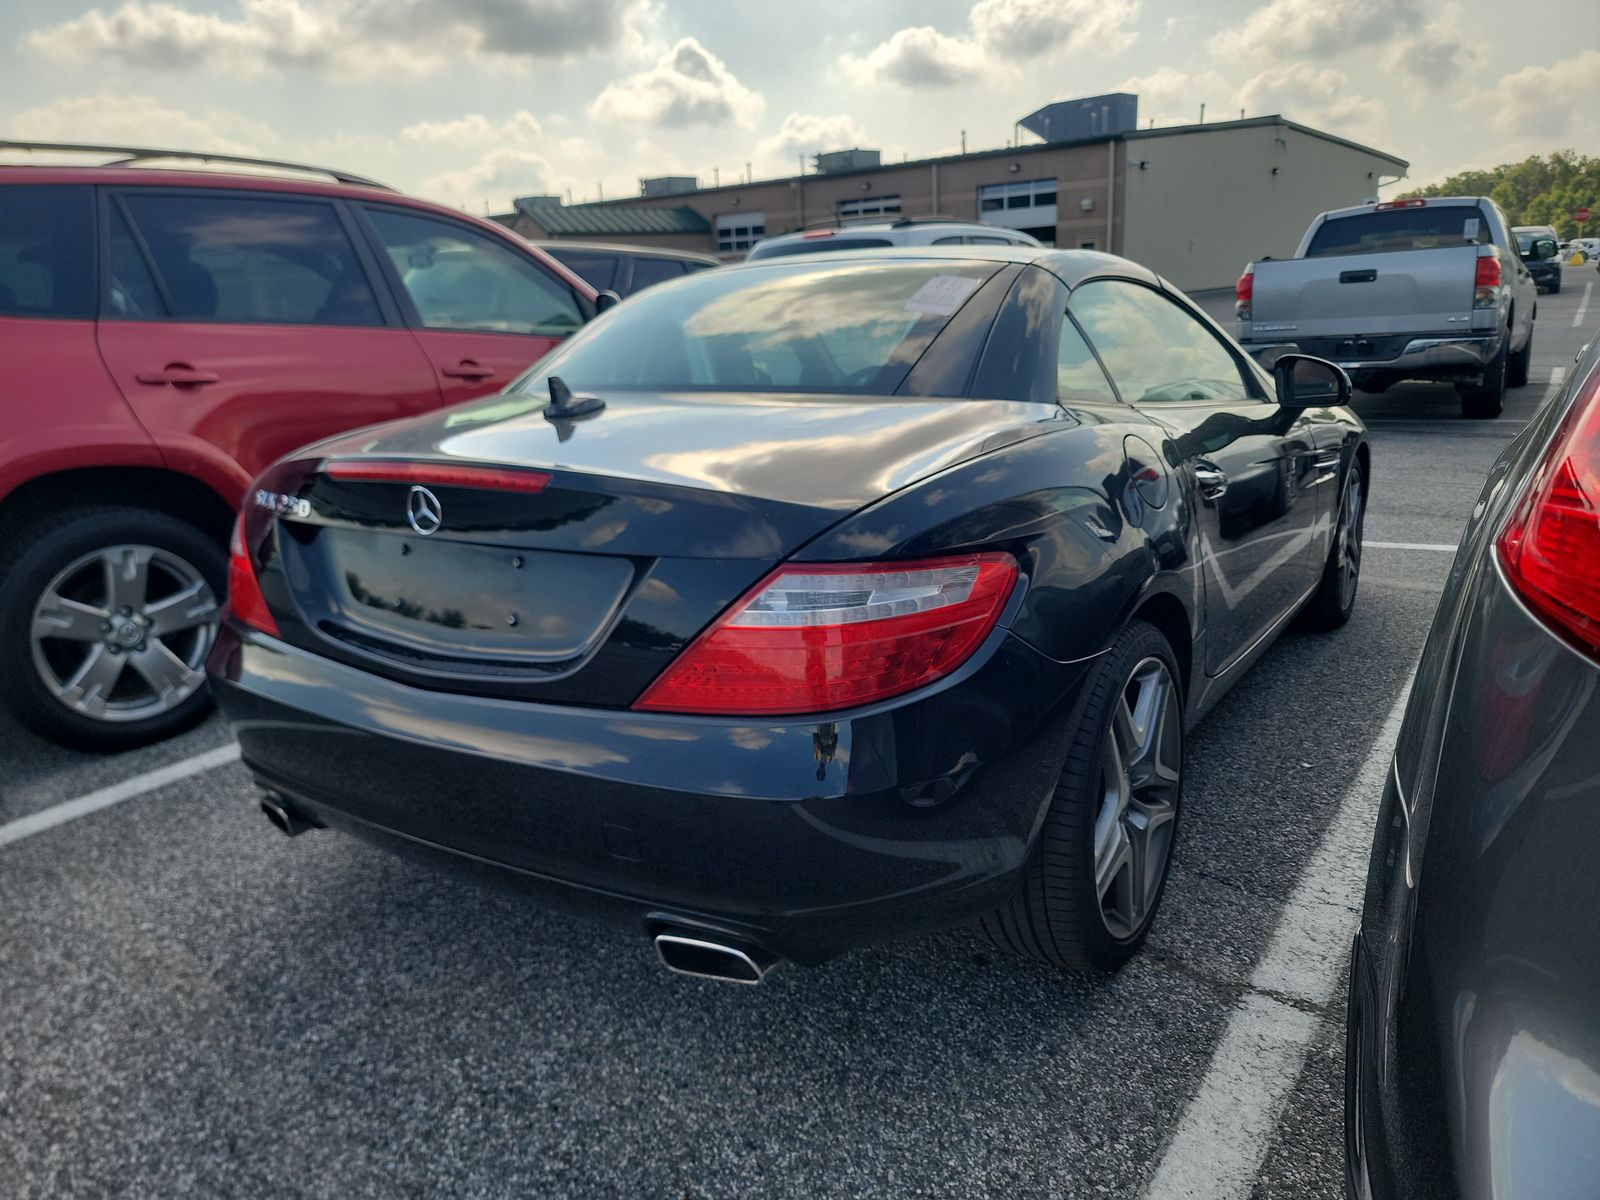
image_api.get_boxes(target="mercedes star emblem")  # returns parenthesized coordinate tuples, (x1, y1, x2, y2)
(406, 485, 443, 536)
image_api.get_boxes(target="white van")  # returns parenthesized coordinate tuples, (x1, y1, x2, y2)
(746, 218, 1041, 260)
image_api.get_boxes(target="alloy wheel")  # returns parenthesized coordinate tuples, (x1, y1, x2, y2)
(29, 544, 219, 723)
(1093, 656, 1182, 940)
(1337, 471, 1365, 611)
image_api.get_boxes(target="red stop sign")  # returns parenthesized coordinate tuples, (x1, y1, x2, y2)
(1578, 206, 1592, 224)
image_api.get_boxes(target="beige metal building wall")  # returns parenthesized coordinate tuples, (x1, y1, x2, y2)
(1120, 121, 1407, 292)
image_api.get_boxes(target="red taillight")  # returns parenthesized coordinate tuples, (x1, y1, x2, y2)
(323, 460, 552, 493)
(1374, 198, 1427, 211)
(1234, 269, 1254, 303)
(226, 517, 279, 637)
(1497, 369, 1600, 659)
(633, 553, 1020, 715)
(1474, 255, 1501, 288)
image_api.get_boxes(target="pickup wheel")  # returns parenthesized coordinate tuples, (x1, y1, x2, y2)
(0, 507, 225, 751)
(1508, 327, 1532, 388)
(1460, 339, 1507, 419)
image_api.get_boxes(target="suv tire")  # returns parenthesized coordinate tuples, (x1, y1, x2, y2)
(0, 508, 225, 751)
(1508, 328, 1532, 389)
(977, 620, 1183, 972)
(1460, 337, 1508, 419)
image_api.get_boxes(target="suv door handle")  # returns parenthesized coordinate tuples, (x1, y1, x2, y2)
(441, 361, 495, 380)
(136, 364, 219, 386)
(1194, 464, 1229, 500)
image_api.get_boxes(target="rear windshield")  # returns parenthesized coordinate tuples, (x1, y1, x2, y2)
(1305, 206, 1491, 257)
(518, 258, 997, 395)
(746, 236, 895, 259)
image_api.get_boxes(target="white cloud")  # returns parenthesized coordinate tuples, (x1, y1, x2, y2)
(841, 0, 1137, 91)
(1234, 64, 1384, 144)
(5, 93, 275, 156)
(1210, 0, 1419, 61)
(25, 0, 649, 77)
(753, 113, 872, 174)
(839, 27, 985, 89)
(969, 0, 1138, 61)
(421, 148, 556, 209)
(402, 111, 545, 145)
(1115, 67, 1233, 127)
(590, 37, 765, 129)
(1481, 51, 1600, 141)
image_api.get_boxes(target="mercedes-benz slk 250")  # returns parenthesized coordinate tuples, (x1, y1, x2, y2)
(209, 247, 1367, 983)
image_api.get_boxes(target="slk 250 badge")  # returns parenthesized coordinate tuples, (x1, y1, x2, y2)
(254, 489, 311, 519)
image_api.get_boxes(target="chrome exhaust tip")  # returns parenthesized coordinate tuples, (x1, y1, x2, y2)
(654, 932, 780, 985)
(260, 794, 318, 837)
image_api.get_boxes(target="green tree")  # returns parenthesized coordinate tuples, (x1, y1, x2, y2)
(1400, 151, 1600, 238)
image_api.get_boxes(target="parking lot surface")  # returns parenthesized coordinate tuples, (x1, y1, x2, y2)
(3, 279, 1595, 1198)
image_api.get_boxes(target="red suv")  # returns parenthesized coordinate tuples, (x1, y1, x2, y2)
(0, 145, 600, 750)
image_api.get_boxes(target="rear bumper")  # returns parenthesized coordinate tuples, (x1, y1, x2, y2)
(1243, 333, 1502, 381)
(208, 626, 1089, 964)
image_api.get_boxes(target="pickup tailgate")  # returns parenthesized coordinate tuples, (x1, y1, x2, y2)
(1250, 246, 1479, 340)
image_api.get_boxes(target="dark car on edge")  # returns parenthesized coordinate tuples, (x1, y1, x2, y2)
(1346, 335, 1600, 1197)
(209, 247, 1367, 982)
(533, 240, 721, 297)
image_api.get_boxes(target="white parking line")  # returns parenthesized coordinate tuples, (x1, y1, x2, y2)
(1575, 280, 1592, 328)
(0, 743, 240, 850)
(1141, 680, 1412, 1199)
(1366, 541, 1455, 551)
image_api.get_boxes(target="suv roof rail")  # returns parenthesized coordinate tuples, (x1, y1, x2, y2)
(794, 213, 971, 233)
(0, 140, 396, 190)
(889, 215, 967, 228)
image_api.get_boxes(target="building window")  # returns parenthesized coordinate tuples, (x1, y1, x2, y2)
(837, 195, 902, 220)
(716, 211, 766, 253)
(979, 178, 1057, 212)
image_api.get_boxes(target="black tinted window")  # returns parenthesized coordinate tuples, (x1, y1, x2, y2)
(1306, 206, 1491, 256)
(0, 185, 93, 319)
(627, 257, 687, 292)
(1070, 280, 1252, 404)
(366, 207, 583, 336)
(545, 248, 618, 291)
(748, 237, 895, 259)
(122, 193, 381, 325)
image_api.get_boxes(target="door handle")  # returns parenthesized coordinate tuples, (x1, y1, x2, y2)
(136, 364, 219, 386)
(1194, 464, 1229, 500)
(441, 361, 495, 381)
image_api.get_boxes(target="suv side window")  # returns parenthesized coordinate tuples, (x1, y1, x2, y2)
(1069, 280, 1256, 404)
(363, 206, 583, 336)
(544, 248, 618, 292)
(118, 192, 382, 326)
(628, 257, 688, 291)
(0, 185, 94, 319)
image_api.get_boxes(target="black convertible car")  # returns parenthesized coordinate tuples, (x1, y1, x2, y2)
(210, 247, 1367, 982)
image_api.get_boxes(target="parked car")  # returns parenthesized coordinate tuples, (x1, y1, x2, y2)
(532, 240, 720, 297)
(746, 217, 1041, 260)
(1236, 197, 1539, 418)
(0, 142, 600, 750)
(1513, 224, 1564, 293)
(1345, 327, 1600, 1198)
(211, 246, 1367, 983)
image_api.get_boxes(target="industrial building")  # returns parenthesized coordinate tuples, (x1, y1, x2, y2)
(499, 94, 1409, 292)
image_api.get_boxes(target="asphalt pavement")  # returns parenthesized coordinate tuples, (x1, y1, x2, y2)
(2, 274, 1595, 1199)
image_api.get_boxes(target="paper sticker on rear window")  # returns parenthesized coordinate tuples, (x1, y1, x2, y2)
(1463, 218, 1480, 240)
(905, 275, 983, 316)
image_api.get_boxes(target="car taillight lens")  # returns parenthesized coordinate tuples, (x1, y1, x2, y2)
(227, 516, 279, 637)
(1497, 368, 1600, 659)
(1474, 254, 1502, 308)
(633, 553, 1020, 715)
(1234, 269, 1253, 320)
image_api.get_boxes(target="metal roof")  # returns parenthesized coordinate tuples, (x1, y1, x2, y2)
(516, 199, 709, 236)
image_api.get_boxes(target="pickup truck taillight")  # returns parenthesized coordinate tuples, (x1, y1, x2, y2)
(1497, 367, 1600, 661)
(1235, 268, 1254, 321)
(1474, 255, 1502, 308)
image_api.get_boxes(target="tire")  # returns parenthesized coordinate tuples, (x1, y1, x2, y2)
(1300, 458, 1366, 631)
(0, 507, 226, 751)
(1550, 279, 1561, 295)
(1459, 338, 1507, 419)
(977, 619, 1183, 972)
(1508, 327, 1532, 389)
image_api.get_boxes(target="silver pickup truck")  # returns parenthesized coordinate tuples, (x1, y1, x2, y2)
(1236, 197, 1542, 418)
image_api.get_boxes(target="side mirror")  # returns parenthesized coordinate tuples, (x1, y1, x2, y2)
(1273, 354, 1351, 408)
(1533, 238, 1559, 261)
(594, 289, 622, 313)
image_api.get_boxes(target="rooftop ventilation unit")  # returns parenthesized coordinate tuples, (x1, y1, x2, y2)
(1019, 93, 1138, 144)
(814, 149, 881, 175)
(641, 175, 698, 197)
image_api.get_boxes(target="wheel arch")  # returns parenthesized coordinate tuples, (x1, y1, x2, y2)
(1127, 589, 1193, 704)
(0, 466, 237, 556)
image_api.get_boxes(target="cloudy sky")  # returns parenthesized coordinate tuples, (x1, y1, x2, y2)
(2, 0, 1594, 212)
